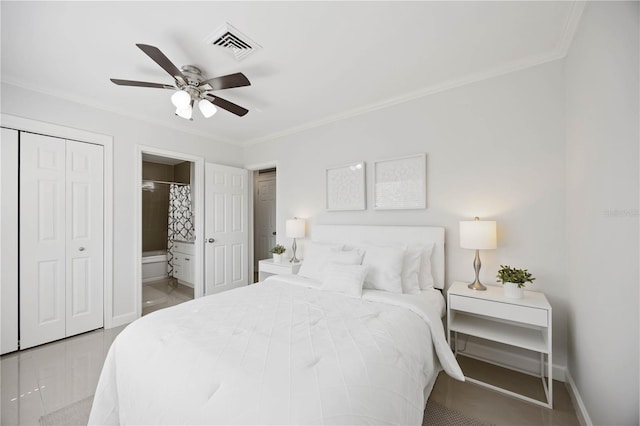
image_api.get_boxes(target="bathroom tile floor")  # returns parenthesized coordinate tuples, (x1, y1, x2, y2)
(142, 278, 193, 316)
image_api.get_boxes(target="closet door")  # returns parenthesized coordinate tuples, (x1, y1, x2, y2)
(20, 134, 104, 349)
(65, 140, 103, 336)
(1, 128, 19, 354)
(20, 133, 67, 349)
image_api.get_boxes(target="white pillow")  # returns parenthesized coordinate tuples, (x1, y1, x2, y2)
(321, 263, 369, 298)
(401, 246, 424, 294)
(360, 244, 405, 293)
(330, 248, 365, 265)
(297, 241, 343, 281)
(418, 243, 435, 289)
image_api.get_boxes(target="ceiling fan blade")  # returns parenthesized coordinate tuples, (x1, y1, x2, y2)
(203, 94, 249, 117)
(136, 44, 186, 82)
(110, 79, 175, 89)
(200, 72, 251, 91)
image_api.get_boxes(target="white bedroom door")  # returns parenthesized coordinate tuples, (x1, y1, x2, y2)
(204, 163, 248, 295)
(20, 133, 104, 349)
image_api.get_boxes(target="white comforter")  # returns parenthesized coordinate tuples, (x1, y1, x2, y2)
(89, 275, 463, 425)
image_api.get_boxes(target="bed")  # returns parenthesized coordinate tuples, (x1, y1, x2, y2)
(89, 225, 463, 425)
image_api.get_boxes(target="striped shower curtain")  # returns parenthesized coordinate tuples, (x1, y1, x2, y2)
(167, 184, 195, 276)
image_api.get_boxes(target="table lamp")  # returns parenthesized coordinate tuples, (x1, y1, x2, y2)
(460, 217, 497, 291)
(285, 217, 305, 263)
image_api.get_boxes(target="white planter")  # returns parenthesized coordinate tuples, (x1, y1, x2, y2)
(272, 253, 283, 263)
(504, 282, 524, 299)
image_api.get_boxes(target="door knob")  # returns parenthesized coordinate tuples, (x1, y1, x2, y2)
(207, 238, 215, 243)
(79, 247, 85, 252)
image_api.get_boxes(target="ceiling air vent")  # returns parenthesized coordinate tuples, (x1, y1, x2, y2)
(205, 23, 261, 61)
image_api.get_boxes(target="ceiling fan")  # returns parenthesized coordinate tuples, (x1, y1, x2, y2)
(110, 44, 251, 119)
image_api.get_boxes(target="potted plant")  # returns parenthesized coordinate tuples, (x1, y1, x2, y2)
(270, 244, 286, 263)
(496, 265, 535, 299)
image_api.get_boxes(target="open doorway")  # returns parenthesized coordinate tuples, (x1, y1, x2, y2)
(140, 154, 196, 315)
(135, 147, 204, 319)
(252, 168, 277, 282)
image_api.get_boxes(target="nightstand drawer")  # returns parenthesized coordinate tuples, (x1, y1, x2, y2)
(260, 261, 292, 275)
(449, 294, 547, 327)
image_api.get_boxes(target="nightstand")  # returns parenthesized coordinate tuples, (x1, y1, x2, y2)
(258, 259, 302, 282)
(447, 281, 553, 408)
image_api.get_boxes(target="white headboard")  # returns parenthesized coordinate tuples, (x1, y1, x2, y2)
(311, 225, 445, 290)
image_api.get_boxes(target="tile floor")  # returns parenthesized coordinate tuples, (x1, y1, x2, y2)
(0, 325, 125, 426)
(141, 278, 193, 316)
(430, 355, 580, 425)
(1, 326, 580, 426)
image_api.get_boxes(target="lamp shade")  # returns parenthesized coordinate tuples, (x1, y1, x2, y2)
(460, 219, 497, 249)
(286, 218, 306, 238)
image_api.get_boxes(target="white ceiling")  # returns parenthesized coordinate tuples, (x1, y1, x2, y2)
(1, 1, 582, 146)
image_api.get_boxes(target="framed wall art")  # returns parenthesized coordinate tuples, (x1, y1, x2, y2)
(326, 161, 366, 211)
(374, 153, 426, 210)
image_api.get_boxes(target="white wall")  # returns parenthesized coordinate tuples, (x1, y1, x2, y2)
(565, 2, 639, 425)
(244, 60, 569, 369)
(1, 83, 243, 326)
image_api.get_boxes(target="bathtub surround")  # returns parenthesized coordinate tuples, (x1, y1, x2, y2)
(142, 161, 192, 253)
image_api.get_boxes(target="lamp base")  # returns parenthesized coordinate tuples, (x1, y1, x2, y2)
(468, 249, 487, 291)
(290, 238, 299, 263)
(467, 281, 487, 291)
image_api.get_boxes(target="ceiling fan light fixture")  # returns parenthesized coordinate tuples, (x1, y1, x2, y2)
(171, 90, 191, 108)
(175, 100, 194, 120)
(198, 99, 218, 118)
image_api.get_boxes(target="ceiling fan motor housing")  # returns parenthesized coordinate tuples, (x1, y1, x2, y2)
(177, 65, 208, 99)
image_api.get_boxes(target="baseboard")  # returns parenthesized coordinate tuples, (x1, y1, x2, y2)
(564, 370, 593, 426)
(457, 339, 566, 382)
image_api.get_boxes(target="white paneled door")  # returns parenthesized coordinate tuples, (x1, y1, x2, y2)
(20, 133, 103, 349)
(65, 140, 104, 337)
(1, 128, 19, 354)
(205, 163, 248, 295)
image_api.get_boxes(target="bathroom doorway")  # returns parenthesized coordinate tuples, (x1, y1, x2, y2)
(141, 154, 194, 315)
(136, 147, 205, 318)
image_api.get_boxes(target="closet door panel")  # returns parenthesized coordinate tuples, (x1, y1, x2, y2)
(65, 140, 103, 337)
(20, 133, 66, 349)
(1, 128, 19, 354)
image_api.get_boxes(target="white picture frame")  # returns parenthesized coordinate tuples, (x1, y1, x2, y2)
(326, 161, 366, 211)
(374, 153, 426, 210)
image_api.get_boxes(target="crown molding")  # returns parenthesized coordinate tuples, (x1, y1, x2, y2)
(0, 77, 238, 146)
(240, 0, 586, 148)
(555, 0, 587, 57)
(241, 51, 565, 147)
